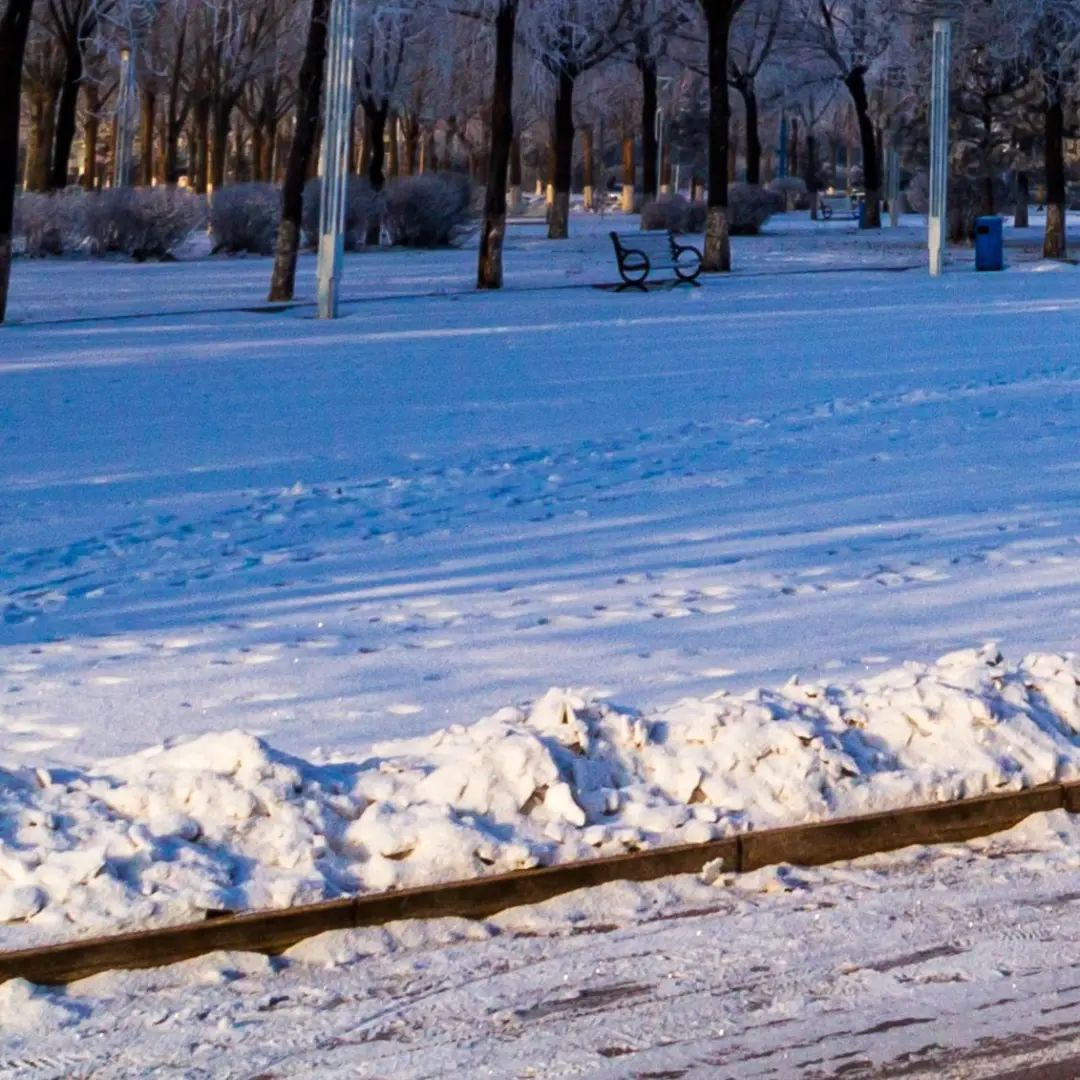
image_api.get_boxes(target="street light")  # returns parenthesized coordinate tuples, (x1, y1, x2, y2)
(316, 0, 356, 320)
(656, 75, 673, 198)
(925, 0, 961, 276)
(113, 46, 134, 189)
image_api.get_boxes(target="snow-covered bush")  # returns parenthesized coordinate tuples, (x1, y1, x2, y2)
(12, 188, 90, 256)
(383, 172, 473, 248)
(727, 183, 782, 235)
(209, 182, 281, 255)
(640, 195, 707, 234)
(301, 175, 381, 250)
(904, 170, 929, 214)
(766, 176, 808, 210)
(84, 187, 205, 259)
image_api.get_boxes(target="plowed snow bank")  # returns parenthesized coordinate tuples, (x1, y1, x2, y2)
(1, 645, 1077, 948)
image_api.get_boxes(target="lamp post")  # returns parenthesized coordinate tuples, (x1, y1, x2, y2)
(655, 75, 673, 198)
(113, 47, 135, 189)
(316, 0, 356, 320)
(927, 2, 959, 276)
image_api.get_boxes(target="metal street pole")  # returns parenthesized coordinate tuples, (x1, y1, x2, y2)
(317, 0, 355, 320)
(113, 47, 135, 188)
(655, 75, 673, 198)
(928, 16, 952, 276)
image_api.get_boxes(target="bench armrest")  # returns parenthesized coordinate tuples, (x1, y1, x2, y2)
(672, 241, 702, 259)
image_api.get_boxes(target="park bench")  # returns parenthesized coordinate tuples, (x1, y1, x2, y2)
(818, 192, 861, 221)
(610, 230, 703, 291)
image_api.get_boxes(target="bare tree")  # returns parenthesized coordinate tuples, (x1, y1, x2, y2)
(267, 0, 329, 301)
(696, 0, 747, 270)
(728, 0, 782, 184)
(1, 0, 35, 321)
(788, 0, 899, 228)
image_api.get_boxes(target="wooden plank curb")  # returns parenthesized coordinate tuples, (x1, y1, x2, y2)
(2, 782, 1077, 987)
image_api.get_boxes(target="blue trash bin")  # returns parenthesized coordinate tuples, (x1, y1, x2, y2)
(975, 215, 1004, 271)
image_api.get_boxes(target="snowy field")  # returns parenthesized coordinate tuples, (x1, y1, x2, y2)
(1, 212, 1077, 773)
(1, 210, 1079, 1065)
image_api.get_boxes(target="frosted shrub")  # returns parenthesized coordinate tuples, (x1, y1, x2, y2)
(85, 187, 205, 259)
(727, 183, 781, 235)
(12, 188, 89, 256)
(766, 176, 808, 210)
(210, 182, 281, 254)
(383, 173, 473, 248)
(301, 176, 380, 250)
(640, 195, 706, 234)
(905, 171, 929, 214)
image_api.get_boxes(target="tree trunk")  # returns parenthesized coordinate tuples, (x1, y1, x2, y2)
(268, 0, 329, 302)
(139, 87, 155, 186)
(844, 67, 880, 228)
(621, 133, 634, 211)
(547, 67, 574, 240)
(442, 115, 458, 171)
(472, 117, 489, 185)
(82, 82, 99, 187)
(49, 42, 83, 189)
(1043, 95, 1066, 259)
(192, 97, 210, 193)
(804, 128, 819, 219)
(251, 124, 265, 182)
(581, 124, 594, 209)
(24, 86, 57, 192)
(702, 0, 739, 272)
(401, 112, 418, 175)
(366, 103, 387, 190)
(306, 119, 322, 179)
(736, 82, 760, 184)
(210, 100, 230, 191)
(1, 0, 33, 321)
(364, 101, 388, 245)
(508, 130, 522, 212)
(163, 115, 182, 184)
(638, 49, 657, 202)
(387, 112, 399, 178)
(420, 127, 435, 173)
(1013, 169, 1029, 228)
(478, 0, 515, 290)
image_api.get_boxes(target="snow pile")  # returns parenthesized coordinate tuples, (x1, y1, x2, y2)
(1, 646, 1078, 947)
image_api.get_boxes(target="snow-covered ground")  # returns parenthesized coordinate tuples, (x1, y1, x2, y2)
(1, 210, 1079, 1054)
(1, 212, 1077, 774)
(4, 810, 1080, 1077)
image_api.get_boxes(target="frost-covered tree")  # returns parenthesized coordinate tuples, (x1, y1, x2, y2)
(267, 0, 329, 301)
(787, 0, 900, 228)
(728, 0, 782, 185)
(1020, 0, 1080, 259)
(696, 0, 747, 271)
(354, 1, 424, 213)
(526, 0, 637, 240)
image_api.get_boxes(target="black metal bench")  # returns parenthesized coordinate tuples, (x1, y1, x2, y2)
(610, 230, 703, 291)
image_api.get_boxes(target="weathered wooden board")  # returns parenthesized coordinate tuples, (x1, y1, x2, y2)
(0, 784, 1070, 987)
(738, 784, 1064, 872)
